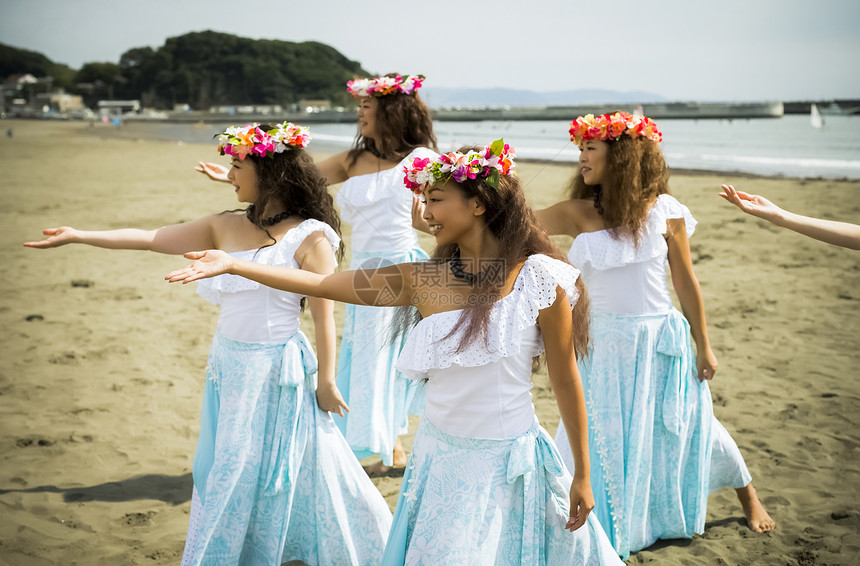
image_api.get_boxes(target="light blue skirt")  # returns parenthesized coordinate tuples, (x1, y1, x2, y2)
(381, 419, 623, 565)
(335, 247, 428, 465)
(554, 309, 750, 560)
(183, 332, 392, 566)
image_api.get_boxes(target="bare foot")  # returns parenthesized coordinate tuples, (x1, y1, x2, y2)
(363, 437, 408, 478)
(736, 483, 776, 532)
(362, 460, 404, 478)
(392, 437, 408, 468)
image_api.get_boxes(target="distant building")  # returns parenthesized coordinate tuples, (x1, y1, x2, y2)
(36, 91, 84, 113)
(97, 99, 141, 116)
(299, 99, 331, 112)
(4, 73, 39, 90)
(207, 104, 284, 115)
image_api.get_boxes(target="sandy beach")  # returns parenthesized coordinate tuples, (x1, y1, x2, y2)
(1, 119, 858, 565)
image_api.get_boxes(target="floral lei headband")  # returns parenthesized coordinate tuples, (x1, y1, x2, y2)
(569, 111, 662, 145)
(346, 74, 425, 98)
(215, 122, 311, 159)
(403, 138, 517, 194)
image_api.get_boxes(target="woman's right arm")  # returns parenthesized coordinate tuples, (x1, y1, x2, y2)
(24, 216, 218, 255)
(167, 249, 417, 307)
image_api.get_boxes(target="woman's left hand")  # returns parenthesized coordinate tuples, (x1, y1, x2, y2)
(566, 476, 594, 531)
(697, 346, 718, 381)
(165, 250, 234, 283)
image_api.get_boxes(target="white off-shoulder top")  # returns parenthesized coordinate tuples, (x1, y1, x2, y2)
(335, 147, 438, 253)
(196, 219, 340, 344)
(569, 194, 696, 315)
(395, 254, 581, 440)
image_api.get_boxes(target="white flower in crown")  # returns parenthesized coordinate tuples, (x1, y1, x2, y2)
(215, 121, 311, 160)
(402, 139, 516, 193)
(346, 74, 425, 98)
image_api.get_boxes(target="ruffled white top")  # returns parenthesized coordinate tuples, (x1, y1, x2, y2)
(569, 194, 696, 315)
(196, 219, 340, 344)
(395, 254, 581, 440)
(335, 147, 438, 253)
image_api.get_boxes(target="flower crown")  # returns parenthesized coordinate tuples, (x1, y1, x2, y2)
(403, 139, 517, 194)
(569, 111, 662, 145)
(346, 74, 425, 98)
(215, 122, 311, 159)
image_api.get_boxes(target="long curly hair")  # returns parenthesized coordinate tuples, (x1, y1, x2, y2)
(429, 148, 590, 358)
(348, 73, 437, 164)
(242, 128, 343, 261)
(569, 136, 670, 246)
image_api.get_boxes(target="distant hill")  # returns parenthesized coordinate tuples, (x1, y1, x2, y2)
(421, 87, 666, 108)
(0, 42, 76, 90)
(1, 32, 372, 109)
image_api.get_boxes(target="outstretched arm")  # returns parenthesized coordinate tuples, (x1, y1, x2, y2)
(297, 232, 348, 416)
(720, 184, 860, 250)
(24, 216, 218, 255)
(666, 218, 717, 382)
(538, 288, 594, 532)
(166, 249, 416, 307)
(194, 161, 231, 183)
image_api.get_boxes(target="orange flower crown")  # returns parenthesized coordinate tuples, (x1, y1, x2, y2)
(569, 111, 662, 145)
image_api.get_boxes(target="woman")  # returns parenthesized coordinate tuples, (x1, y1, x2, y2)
(197, 74, 437, 474)
(167, 140, 623, 564)
(536, 112, 775, 559)
(26, 122, 392, 565)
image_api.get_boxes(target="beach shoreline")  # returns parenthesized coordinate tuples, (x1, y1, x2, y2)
(27, 117, 860, 183)
(1, 120, 858, 565)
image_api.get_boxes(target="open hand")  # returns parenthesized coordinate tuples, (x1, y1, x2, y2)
(566, 476, 594, 531)
(165, 250, 234, 283)
(23, 227, 78, 248)
(719, 184, 782, 221)
(194, 161, 230, 183)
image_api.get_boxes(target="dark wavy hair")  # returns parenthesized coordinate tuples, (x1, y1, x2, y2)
(348, 73, 437, 164)
(568, 135, 670, 246)
(429, 147, 590, 359)
(241, 127, 343, 261)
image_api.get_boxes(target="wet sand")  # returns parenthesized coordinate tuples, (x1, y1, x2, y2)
(1, 119, 858, 565)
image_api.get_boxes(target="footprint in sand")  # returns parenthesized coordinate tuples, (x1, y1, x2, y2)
(49, 351, 79, 365)
(123, 511, 154, 527)
(15, 437, 55, 448)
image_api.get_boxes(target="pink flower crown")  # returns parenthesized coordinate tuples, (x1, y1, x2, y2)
(403, 139, 517, 194)
(216, 122, 311, 159)
(346, 74, 425, 98)
(569, 111, 662, 145)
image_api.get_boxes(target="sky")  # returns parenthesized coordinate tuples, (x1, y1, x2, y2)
(1, 0, 859, 102)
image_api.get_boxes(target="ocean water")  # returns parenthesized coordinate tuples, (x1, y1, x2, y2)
(120, 114, 860, 179)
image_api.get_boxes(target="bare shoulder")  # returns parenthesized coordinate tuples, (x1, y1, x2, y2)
(315, 150, 352, 185)
(295, 228, 334, 257)
(539, 198, 601, 237)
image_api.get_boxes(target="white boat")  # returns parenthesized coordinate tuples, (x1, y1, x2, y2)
(810, 103, 823, 128)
